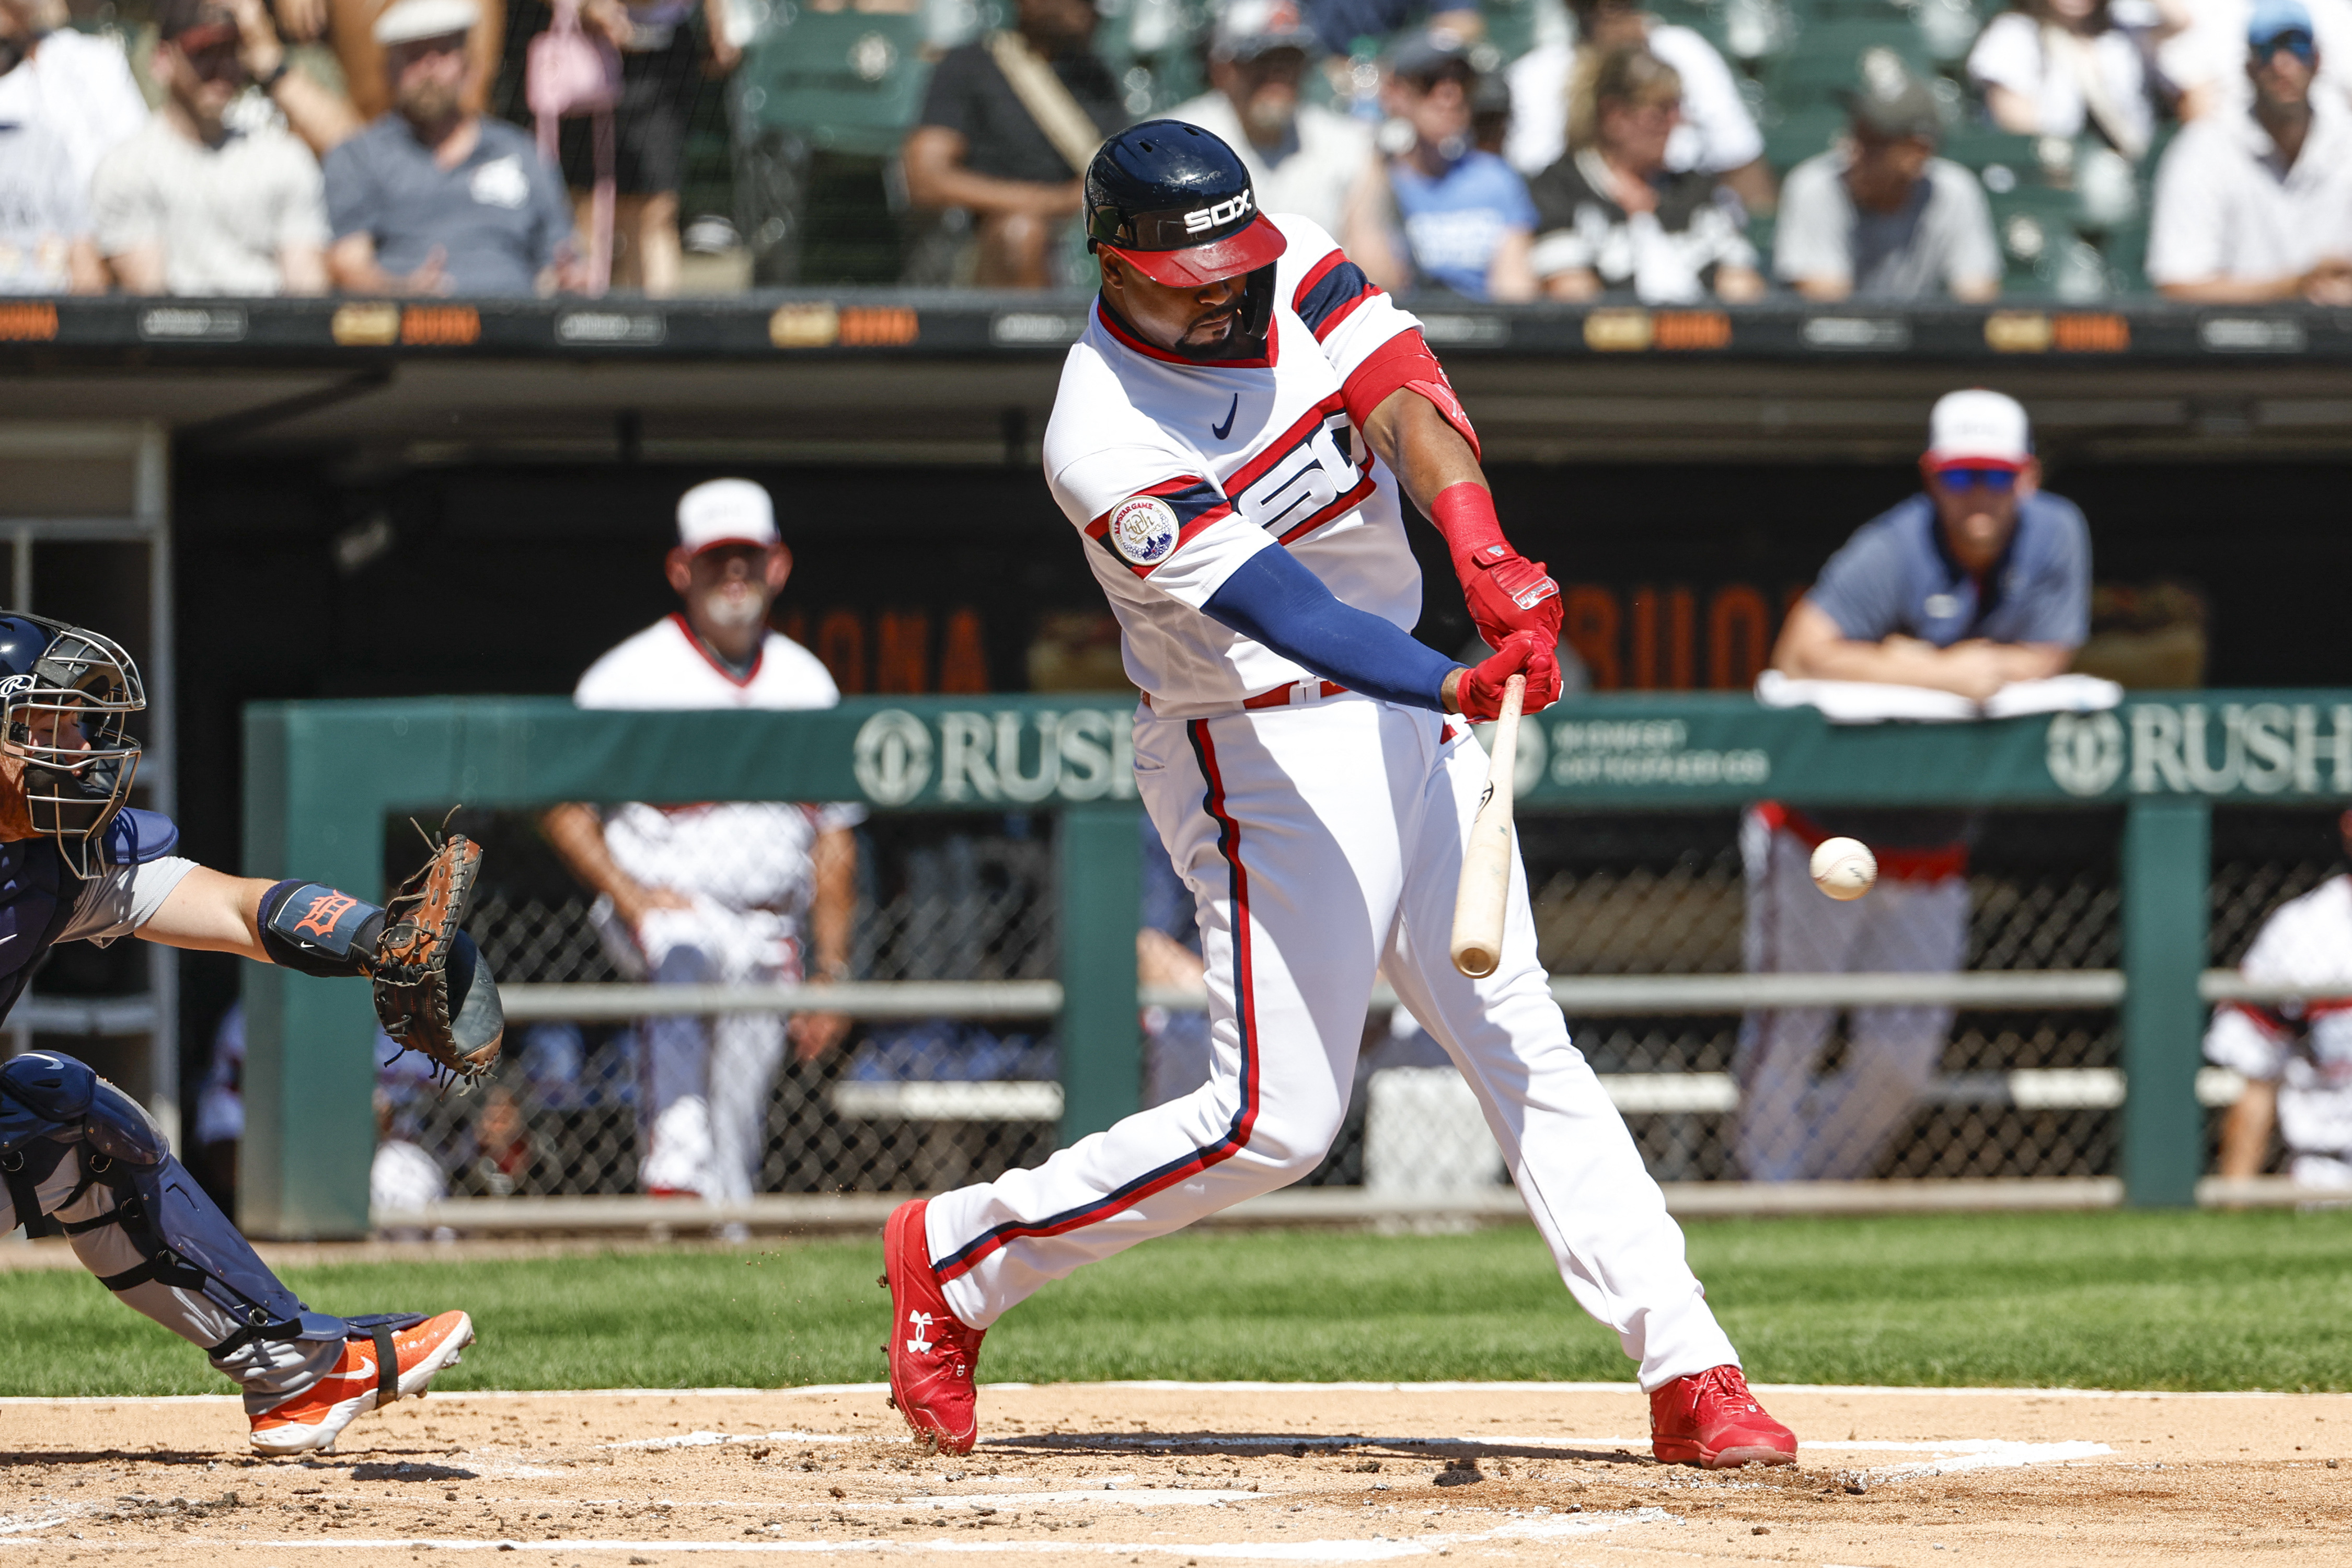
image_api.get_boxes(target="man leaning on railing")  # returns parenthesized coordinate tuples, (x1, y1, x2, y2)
(1738, 389, 2091, 1182)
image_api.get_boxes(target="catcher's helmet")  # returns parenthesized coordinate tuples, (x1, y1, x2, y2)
(1087, 119, 1288, 290)
(0, 614, 143, 877)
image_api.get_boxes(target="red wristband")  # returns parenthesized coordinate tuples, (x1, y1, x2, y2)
(1430, 481, 1507, 572)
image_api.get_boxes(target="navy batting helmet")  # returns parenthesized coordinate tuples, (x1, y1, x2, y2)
(1086, 119, 1287, 288)
(0, 614, 143, 876)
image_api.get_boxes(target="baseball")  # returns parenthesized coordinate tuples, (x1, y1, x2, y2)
(1810, 836, 1878, 901)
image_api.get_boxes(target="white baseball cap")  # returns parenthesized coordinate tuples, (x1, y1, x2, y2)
(1925, 388, 2031, 470)
(374, 0, 478, 45)
(676, 478, 779, 554)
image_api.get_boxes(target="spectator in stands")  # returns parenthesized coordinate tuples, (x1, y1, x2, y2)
(541, 479, 859, 1216)
(901, 0, 1126, 289)
(89, 0, 331, 296)
(1301, 0, 1482, 57)
(1506, 0, 1773, 215)
(1528, 47, 1764, 303)
(1165, 0, 1397, 287)
(1740, 390, 2090, 1183)
(569, 0, 740, 295)
(325, 0, 505, 130)
(1967, 0, 2155, 160)
(2157, 0, 2348, 123)
(0, 0, 147, 197)
(1775, 62, 2002, 301)
(0, 118, 101, 293)
(1377, 29, 1538, 301)
(2148, 0, 2352, 302)
(323, 0, 580, 295)
(2208, 812, 2352, 1191)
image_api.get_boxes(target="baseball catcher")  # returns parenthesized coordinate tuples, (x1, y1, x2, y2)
(0, 614, 502, 1452)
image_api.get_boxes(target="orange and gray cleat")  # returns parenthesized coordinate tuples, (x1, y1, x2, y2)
(881, 1199, 986, 1455)
(1650, 1364, 1798, 1469)
(248, 1310, 475, 1455)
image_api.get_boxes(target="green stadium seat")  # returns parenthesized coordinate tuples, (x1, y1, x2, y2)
(1985, 182, 2082, 290)
(1763, 23, 1935, 96)
(1762, 103, 1850, 169)
(1939, 124, 2042, 172)
(735, 8, 932, 159)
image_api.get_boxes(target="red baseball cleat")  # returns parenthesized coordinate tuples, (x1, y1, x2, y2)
(1650, 1364, 1797, 1469)
(881, 1199, 986, 1455)
(249, 1310, 474, 1455)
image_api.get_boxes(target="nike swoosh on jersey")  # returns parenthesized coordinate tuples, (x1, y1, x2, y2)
(1211, 395, 1237, 440)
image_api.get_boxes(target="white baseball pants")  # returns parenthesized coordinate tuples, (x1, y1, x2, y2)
(597, 897, 795, 1204)
(1735, 812, 1968, 1182)
(925, 696, 1739, 1391)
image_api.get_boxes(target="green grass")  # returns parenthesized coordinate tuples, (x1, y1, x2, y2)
(11, 1209, 2352, 1398)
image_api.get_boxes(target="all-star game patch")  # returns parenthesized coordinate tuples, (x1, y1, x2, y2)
(1108, 494, 1181, 568)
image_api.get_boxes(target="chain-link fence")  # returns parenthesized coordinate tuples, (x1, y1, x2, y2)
(372, 802, 2348, 1213)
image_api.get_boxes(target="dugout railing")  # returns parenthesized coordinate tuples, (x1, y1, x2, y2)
(242, 691, 2352, 1239)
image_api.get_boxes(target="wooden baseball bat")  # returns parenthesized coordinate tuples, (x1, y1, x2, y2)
(1449, 674, 1525, 979)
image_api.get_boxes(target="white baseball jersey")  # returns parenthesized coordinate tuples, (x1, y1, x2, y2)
(2206, 873, 2352, 1158)
(920, 224, 1745, 1399)
(574, 613, 862, 910)
(1041, 213, 1434, 718)
(575, 612, 843, 711)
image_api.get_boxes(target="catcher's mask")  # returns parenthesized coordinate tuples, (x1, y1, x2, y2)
(0, 615, 143, 878)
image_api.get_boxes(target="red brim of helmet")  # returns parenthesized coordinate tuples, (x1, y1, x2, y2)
(1101, 214, 1288, 287)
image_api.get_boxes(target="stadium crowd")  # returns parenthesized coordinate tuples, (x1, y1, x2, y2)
(2, 0, 2348, 298)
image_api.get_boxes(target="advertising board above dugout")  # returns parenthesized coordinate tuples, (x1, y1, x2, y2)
(250, 694, 2352, 817)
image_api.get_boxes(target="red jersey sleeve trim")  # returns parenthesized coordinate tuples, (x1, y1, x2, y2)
(1292, 250, 1380, 342)
(1083, 475, 1236, 579)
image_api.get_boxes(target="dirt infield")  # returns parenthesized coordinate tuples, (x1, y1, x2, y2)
(3, 1381, 2345, 1565)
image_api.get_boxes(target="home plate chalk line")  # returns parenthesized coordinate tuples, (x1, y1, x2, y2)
(0, 1506, 1688, 1561)
(0, 1378, 2309, 1405)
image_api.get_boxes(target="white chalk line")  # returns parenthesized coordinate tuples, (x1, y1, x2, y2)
(3, 1379, 2336, 1407)
(0, 1505, 1682, 1560)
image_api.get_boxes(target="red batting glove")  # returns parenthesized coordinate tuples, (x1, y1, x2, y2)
(1450, 629, 1562, 721)
(1431, 483, 1562, 648)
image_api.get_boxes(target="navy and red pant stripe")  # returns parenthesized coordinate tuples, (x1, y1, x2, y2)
(932, 720, 1263, 1284)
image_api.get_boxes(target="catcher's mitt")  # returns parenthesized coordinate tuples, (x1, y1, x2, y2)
(372, 823, 505, 1083)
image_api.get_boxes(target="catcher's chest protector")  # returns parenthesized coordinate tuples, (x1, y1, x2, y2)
(0, 840, 79, 1022)
(0, 809, 175, 1025)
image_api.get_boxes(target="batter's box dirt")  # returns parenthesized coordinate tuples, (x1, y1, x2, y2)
(2, 1383, 2346, 1565)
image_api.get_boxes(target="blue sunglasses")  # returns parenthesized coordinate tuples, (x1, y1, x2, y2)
(2257, 28, 2317, 63)
(1935, 466, 2017, 492)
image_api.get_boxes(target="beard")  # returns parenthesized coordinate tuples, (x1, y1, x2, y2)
(698, 584, 770, 631)
(1241, 91, 1295, 145)
(396, 78, 463, 130)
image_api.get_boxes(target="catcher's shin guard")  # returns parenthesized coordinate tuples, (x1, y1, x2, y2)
(2, 1050, 411, 1352)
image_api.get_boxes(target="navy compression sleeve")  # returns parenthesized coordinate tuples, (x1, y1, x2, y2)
(1202, 547, 1459, 711)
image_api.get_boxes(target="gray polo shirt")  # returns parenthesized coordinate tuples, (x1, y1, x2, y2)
(323, 114, 573, 296)
(1794, 490, 2089, 848)
(1809, 490, 2091, 649)
(1774, 150, 2001, 299)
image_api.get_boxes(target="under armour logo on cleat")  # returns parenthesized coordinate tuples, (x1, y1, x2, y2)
(906, 1311, 936, 1355)
(1212, 394, 1237, 440)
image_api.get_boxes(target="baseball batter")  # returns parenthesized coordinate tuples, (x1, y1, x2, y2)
(880, 121, 1797, 1470)
(544, 480, 859, 1208)
(0, 614, 492, 1452)
(2209, 812, 2352, 1189)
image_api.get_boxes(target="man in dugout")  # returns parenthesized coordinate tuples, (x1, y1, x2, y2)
(1739, 389, 2091, 1181)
